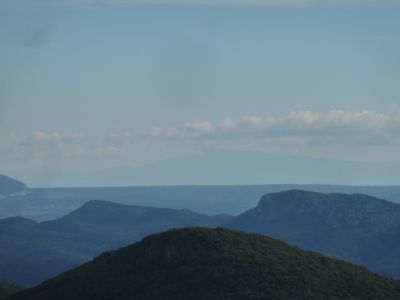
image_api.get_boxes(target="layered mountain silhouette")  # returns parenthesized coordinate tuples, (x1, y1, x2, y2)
(227, 190, 400, 279)
(9, 228, 400, 300)
(4, 189, 400, 287)
(0, 201, 231, 286)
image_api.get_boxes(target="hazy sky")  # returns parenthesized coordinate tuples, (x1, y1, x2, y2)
(1, 1, 400, 185)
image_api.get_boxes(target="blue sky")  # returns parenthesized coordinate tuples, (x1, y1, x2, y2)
(1, 1, 400, 185)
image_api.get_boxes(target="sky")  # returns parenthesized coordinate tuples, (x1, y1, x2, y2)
(0, 0, 400, 186)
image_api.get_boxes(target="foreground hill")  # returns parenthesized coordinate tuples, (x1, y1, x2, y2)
(0, 280, 22, 300)
(226, 190, 400, 279)
(9, 228, 400, 300)
(0, 201, 230, 286)
(0, 175, 27, 196)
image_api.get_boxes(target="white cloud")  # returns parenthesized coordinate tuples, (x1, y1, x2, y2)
(152, 121, 214, 139)
(151, 110, 400, 145)
(148, 109, 400, 164)
(221, 118, 236, 130)
(32, 131, 63, 143)
(287, 110, 391, 132)
(185, 121, 214, 133)
(2, 109, 400, 170)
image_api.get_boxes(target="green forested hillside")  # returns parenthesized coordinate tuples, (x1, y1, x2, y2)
(9, 228, 400, 300)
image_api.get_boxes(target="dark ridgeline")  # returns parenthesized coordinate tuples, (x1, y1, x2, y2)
(0, 200, 231, 286)
(8, 228, 400, 300)
(227, 190, 400, 279)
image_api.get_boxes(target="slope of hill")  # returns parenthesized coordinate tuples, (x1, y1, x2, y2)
(226, 190, 400, 279)
(0, 175, 27, 196)
(9, 228, 400, 300)
(0, 280, 22, 300)
(0, 201, 231, 286)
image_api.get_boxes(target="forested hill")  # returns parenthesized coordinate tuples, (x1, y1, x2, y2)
(9, 228, 400, 300)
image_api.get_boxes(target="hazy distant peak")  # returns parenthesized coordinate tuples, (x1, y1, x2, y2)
(80, 199, 169, 214)
(60, 199, 155, 222)
(0, 174, 27, 196)
(79, 199, 132, 209)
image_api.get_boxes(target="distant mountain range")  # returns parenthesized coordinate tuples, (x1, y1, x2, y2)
(2, 172, 400, 220)
(9, 228, 400, 300)
(0, 200, 230, 286)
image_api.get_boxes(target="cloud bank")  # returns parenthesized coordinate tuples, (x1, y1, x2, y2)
(1, 110, 399, 170)
(152, 110, 400, 146)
